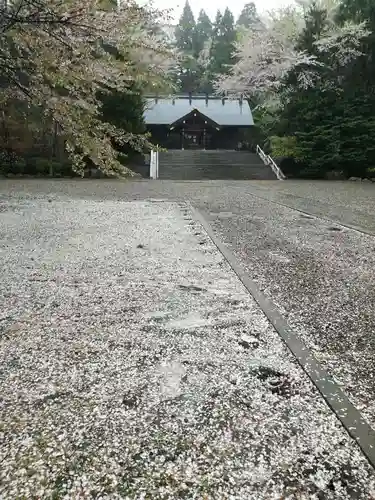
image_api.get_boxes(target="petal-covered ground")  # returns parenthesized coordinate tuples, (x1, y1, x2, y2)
(0, 194, 374, 498)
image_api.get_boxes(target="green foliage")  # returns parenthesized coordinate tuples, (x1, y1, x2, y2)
(173, 1, 200, 93)
(210, 8, 236, 75)
(99, 89, 145, 135)
(253, 102, 284, 144)
(0, 155, 75, 176)
(173, 4, 236, 93)
(273, 0, 375, 178)
(98, 87, 147, 166)
(338, 0, 375, 26)
(278, 80, 375, 177)
(295, 5, 327, 54)
(175, 1, 196, 53)
(270, 136, 300, 159)
(237, 2, 260, 28)
(297, 91, 375, 176)
(195, 10, 212, 56)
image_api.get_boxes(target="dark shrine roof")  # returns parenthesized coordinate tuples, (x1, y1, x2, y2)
(144, 96, 254, 126)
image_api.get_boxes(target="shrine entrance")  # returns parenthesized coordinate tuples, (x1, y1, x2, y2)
(182, 130, 203, 149)
(169, 109, 218, 150)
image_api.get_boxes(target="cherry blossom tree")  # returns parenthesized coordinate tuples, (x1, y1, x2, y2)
(215, 2, 370, 104)
(0, 0, 176, 175)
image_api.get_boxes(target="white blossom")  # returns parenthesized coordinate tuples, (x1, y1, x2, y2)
(215, 17, 319, 99)
(0, 0, 177, 175)
(314, 21, 370, 67)
(215, 3, 370, 105)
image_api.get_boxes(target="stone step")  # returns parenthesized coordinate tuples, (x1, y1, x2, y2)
(160, 151, 261, 158)
(158, 150, 277, 180)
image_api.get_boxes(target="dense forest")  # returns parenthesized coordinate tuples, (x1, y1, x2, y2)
(1, 0, 375, 179)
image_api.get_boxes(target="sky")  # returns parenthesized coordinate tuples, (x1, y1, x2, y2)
(152, 0, 294, 23)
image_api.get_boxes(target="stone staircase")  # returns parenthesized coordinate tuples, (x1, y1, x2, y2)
(158, 150, 277, 180)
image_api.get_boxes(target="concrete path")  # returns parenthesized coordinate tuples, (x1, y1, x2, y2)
(1, 180, 375, 498)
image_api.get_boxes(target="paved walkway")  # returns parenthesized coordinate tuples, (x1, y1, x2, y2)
(1, 180, 375, 498)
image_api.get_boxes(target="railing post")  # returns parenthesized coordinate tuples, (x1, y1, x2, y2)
(150, 151, 155, 179)
(156, 149, 159, 179)
(149, 150, 159, 179)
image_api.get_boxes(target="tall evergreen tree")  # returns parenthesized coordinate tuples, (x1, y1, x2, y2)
(175, 1, 196, 53)
(195, 9, 212, 56)
(173, 1, 200, 93)
(237, 2, 260, 28)
(279, 3, 375, 177)
(210, 8, 236, 76)
(212, 10, 223, 39)
(337, 0, 375, 91)
(336, 0, 375, 175)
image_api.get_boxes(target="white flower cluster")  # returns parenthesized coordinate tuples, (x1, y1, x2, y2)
(215, 2, 370, 103)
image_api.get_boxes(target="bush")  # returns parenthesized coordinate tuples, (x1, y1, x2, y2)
(270, 136, 301, 159)
(33, 158, 51, 175)
(0, 153, 75, 177)
(0, 152, 26, 175)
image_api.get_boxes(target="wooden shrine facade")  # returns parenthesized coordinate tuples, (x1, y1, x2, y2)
(144, 95, 254, 151)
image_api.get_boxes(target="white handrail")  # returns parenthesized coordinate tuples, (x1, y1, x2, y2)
(149, 151, 155, 178)
(156, 148, 159, 179)
(149, 150, 159, 179)
(256, 144, 286, 180)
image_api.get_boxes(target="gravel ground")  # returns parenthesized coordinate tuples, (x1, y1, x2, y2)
(2, 179, 375, 234)
(168, 179, 375, 236)
(230, 180, 375, 235)
(1, 179, 375, 424)
(1, 190, 375, 498)
(189, 189, 375, 429)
